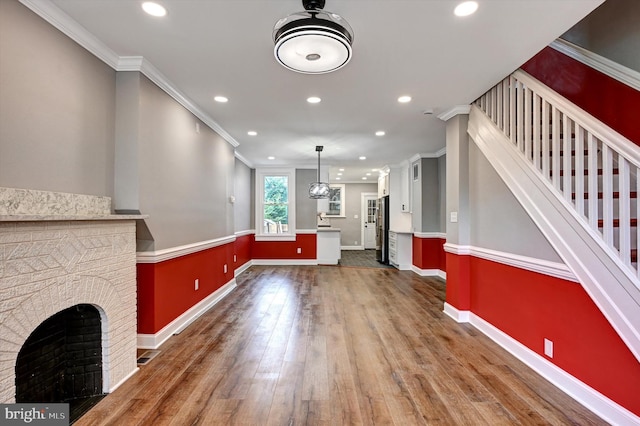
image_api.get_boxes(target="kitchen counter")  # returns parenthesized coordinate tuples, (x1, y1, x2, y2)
(317, 227, 341, 264)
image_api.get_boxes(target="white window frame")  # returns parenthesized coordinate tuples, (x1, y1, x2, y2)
(255, 168, 296, 241)
(326, 184, 346, 217)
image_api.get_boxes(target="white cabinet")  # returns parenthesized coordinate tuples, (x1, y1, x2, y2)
(388, 231, 412, 270)
(317, 228, 341, 265)
(400, 165, 411, 212)
(378, 173, 389, 198)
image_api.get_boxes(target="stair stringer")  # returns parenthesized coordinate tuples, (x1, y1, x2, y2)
(468, 105, 640, 363)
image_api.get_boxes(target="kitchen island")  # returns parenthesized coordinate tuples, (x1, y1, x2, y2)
(317, 227, 341, 265)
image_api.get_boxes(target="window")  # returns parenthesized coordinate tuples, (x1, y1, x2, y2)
(327, 184, 345, 217)
(255, 169, 296, 240)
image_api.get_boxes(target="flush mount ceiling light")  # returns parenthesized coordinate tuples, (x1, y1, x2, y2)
(142, 2, 166, 17)
(454, 1, 479, 17)
(273, 0, 354, 74)
(309, 146, 330, 199)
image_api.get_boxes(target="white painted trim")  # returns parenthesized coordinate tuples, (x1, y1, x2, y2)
(19, 0, 120, 68)
(361, 192, 378, 250)
(317, 258, 339, 265)
(469, 105, 640, 362)
(234, 151, 254, 168)
(254, 234, 297, 242)
(409, 150, 447, 163)
(470, 313, 640, 426)
(413, 232, 446, 239)
(393, 261, 413, 271)
(136, 235, 236, 263)
(137, 280, 237, 349)
(443, 302, 470, 323)
(109, 367, 139, 393)
(18, 1, 240, 150)
(341, 245, 364, 250)
(251, 259, 318, 266)
(296, 229, 318, 234)
(234, 260, 252, 277)
(438, 105, 471, 122)
(234, 229, 255, 237)
(410, 266, 446, 279)
(444, 243, 578, 283)
(550, 39, 640, 92)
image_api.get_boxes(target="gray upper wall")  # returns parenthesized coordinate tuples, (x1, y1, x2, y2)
(296, 169, 318, 230)
(328, 183, 377, 246)
(234, 158, 253, 233)
(468, 141, 561, 261)
(0, 0, 116, 197)
(561, 0, 640, 73)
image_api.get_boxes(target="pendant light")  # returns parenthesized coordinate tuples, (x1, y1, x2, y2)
(309, 146, 330, 199)
(273, 0, 354, 74)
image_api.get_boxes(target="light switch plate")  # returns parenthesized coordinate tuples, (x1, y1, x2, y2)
(450, 211, 458, 223)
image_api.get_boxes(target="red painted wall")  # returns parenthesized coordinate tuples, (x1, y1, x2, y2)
(444, 252, 470, 311)
(137, 242, 234, 334)
(412, 236, 446, 272)
(522, 47, 640, 146)
(234, 234, 252, 269)
(252, 233, 316, 259)
(466, 255, 640, 416)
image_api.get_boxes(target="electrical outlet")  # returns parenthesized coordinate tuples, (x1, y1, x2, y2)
(544, 338, 553, 358)
(297, 247, 301, 254)
(354, 241, 358, 245)
(194, 279, 199, 290)
(233, 254, 237, 262)
(223, 264, 227, 274)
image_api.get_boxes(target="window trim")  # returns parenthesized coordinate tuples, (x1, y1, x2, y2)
(255, 168, 296, 241)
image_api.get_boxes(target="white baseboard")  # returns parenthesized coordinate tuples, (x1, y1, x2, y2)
(137, 279, 237, 349)
(341, 245, 364, 250)
(109, 367, 139, 393)
(411, 266, 446, 279)
(317, 258, 339, 265)
(234, 260, 252, 277)
(443, 302, 470, 323)
(251, 259, 318, 266)
(470, 313, 640, 426)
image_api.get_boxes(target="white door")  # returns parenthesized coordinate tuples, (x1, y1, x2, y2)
(363, 194, 377, 249)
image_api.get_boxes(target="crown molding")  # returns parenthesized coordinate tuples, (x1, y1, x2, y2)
(19, 0, 240, 149)
(409, 148, 447, 163)
(234, 151, 254, 168)
(437, 105, 471, 121)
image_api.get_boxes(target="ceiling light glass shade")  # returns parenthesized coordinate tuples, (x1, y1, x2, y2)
(309, 182, 331, 199)
(273, 10, 354, 74)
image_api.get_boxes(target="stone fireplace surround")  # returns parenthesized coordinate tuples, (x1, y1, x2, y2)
(0, 187, 143, 403)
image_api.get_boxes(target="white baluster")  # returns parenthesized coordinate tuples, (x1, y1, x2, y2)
(524, 87, 532, 161)
(541, 100, 550, 180)
(551, 107, 561, 191)
(533, 94, 541, 171)
(563, 115, 573, 202)
(619, 157, 631, 266)
(574, 125, 585, 217)
(510, 76, 516, 144)
(587, 134, 599, 230)
(491, 86, 497, 123)
(602, 145, 614, 247)
(503, 78, 509, 135)
(497, 82, 503, 130)
(516, 81, 524, 152)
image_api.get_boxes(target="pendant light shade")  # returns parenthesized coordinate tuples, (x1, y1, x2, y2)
(309, 146, 330, 199)
(273, 0, 354, 75)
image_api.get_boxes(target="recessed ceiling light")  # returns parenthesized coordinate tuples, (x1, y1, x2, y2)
(268, 156, 275, 160)
(454, 1, 479, 17)
(362, 177, 367, 180)
(307, 96, 321, 104)
(398, 95, 412, 103)
(142, 2, 166, 17)
(339, 168, 345, 171)
(214, 96, 228, 103)
(335, 177, 341, 180)
(337, 173, 343, 176)
(366, 173, 371, 176)
(375, 131, 385, 136)
(247, 131, 257, 136)
(371, 168, 378, 172)
(359, 156, 366, 160)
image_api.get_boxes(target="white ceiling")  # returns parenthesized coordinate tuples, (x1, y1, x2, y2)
(41, 0, 602, 182)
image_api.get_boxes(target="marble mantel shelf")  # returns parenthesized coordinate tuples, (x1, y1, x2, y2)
(0, 214, 147, 222)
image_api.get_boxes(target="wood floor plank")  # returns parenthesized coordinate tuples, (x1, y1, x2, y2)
(75, 265, 608, 426)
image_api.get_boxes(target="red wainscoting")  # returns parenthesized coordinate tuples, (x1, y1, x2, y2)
(252, 233, 316, 259)
(467, 255, 640, 416)
(137, 242, 234, 334)
(412, 236, 446, 272)
(522, 46, 640, 146)
(234, 234, 252, 269)
(444, 252, 470, 311)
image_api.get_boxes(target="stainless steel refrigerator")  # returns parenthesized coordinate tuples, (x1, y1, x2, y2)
(375, 195, 389, 264)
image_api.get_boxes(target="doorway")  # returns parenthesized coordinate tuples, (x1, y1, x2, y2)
(362, 193, 377, 249)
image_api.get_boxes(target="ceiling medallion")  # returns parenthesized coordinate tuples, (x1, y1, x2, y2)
(273, 0, 354, 74)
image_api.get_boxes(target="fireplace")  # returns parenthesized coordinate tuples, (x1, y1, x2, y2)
(0, 187, 142, 420)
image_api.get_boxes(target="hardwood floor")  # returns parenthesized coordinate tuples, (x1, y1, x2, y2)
(77, 266, 607, 425)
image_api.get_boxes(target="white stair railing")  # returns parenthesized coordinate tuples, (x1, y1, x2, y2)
(475, 70, 640, 284)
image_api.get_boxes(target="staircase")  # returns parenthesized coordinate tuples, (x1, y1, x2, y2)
(468, 69, 640, 362)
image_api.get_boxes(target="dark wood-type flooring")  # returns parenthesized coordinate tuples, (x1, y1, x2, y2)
(77, 266, 606, 425)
